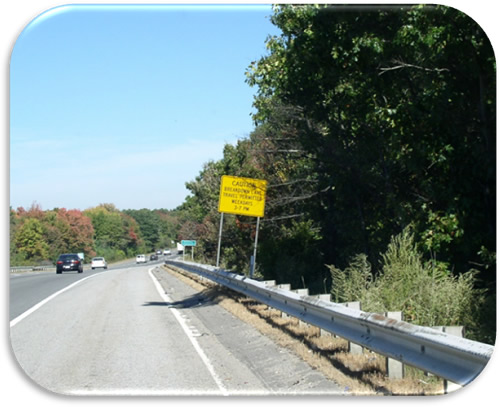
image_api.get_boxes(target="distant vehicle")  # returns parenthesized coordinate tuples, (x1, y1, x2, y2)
(56, 253, 83, 274)
(91, 257, 107, 270)
(156, 250, 162, 256)
(177, 242, 184, 254)
(150, 254, 158, 261)
(136, 254, 146, 264)
(163, 249, 171, 256)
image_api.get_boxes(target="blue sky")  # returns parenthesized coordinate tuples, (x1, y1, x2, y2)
(10, 4, 279, 211)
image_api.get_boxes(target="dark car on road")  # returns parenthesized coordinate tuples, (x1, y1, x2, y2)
(150, 254, 158, 261)
(56, 253, 83, 274)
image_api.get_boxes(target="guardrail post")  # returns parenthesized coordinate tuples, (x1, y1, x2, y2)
(439, 326, 464, 394)
(342, 302, 363, 354)
(310, 294, 332, 337)
(277, 284, 291, 319)
(292, 289, 309, 328)
(425, 325, 464, 392)
(261, 281, 277, 312)
(443, 326, 465, 337)
(385, 311, 404, 379)
(313, 294, 331, 307)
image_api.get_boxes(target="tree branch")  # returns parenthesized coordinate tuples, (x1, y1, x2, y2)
(379, 60, 450, 76)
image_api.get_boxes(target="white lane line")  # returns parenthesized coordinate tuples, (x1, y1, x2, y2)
(148, 268, 228, 396)
(10, 273, 102, 328)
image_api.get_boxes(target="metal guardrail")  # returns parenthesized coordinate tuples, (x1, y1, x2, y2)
(165, 259, 494, 386)
(10, 265, 96, 273)
(10, 266, 56, 273)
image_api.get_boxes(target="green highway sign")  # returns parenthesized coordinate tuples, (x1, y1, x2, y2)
(181, 240, 196, 247)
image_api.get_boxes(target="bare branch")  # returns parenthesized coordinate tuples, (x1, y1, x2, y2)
(269, 178, 318, 188)
(238, 213, 306, 226)
(261, 213, 305, 223)
(267, 185, 331, 208)
(379, 60, 450, 76)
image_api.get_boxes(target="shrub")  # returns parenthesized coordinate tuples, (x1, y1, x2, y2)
(328, 227, 487, 341)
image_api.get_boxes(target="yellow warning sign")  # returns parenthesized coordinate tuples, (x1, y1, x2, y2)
(218, 175, 267, 217)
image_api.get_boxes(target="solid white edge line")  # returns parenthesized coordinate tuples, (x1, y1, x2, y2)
(10, 272, 102, 328)
(148, 267, 229, 396)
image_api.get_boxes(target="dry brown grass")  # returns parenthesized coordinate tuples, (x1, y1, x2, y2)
(158, 265, 445, 396)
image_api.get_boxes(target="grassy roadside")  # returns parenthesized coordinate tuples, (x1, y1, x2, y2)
(159, 264, 446, 396)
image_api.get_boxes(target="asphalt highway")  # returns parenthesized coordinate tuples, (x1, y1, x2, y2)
(9, 259, 342, 395)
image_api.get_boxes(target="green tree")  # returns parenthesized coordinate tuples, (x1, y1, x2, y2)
(85, 204, 142, 259)
(246, 4, 495, 283)
(123, 208, 162, 251)
(13, 218, 49, 262)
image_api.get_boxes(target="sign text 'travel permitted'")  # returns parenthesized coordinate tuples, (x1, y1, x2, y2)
(218, 175, 267, 217)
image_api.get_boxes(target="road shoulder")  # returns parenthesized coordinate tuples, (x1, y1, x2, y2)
(153, 265, 342, 395)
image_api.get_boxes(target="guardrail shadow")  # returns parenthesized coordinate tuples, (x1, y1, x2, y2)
(143, 287, 226, 309)
(241, 298, 393, 395)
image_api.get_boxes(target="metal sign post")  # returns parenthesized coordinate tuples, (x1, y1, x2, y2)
(250, 217, 260, 278)
(216, 213, 224, 268)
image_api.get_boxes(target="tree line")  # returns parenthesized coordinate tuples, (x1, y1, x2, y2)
(10, 203, 180, 264)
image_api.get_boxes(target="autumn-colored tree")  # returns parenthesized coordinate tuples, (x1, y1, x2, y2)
(56, 208, 95, 258)
(11, 204, 96, 263)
